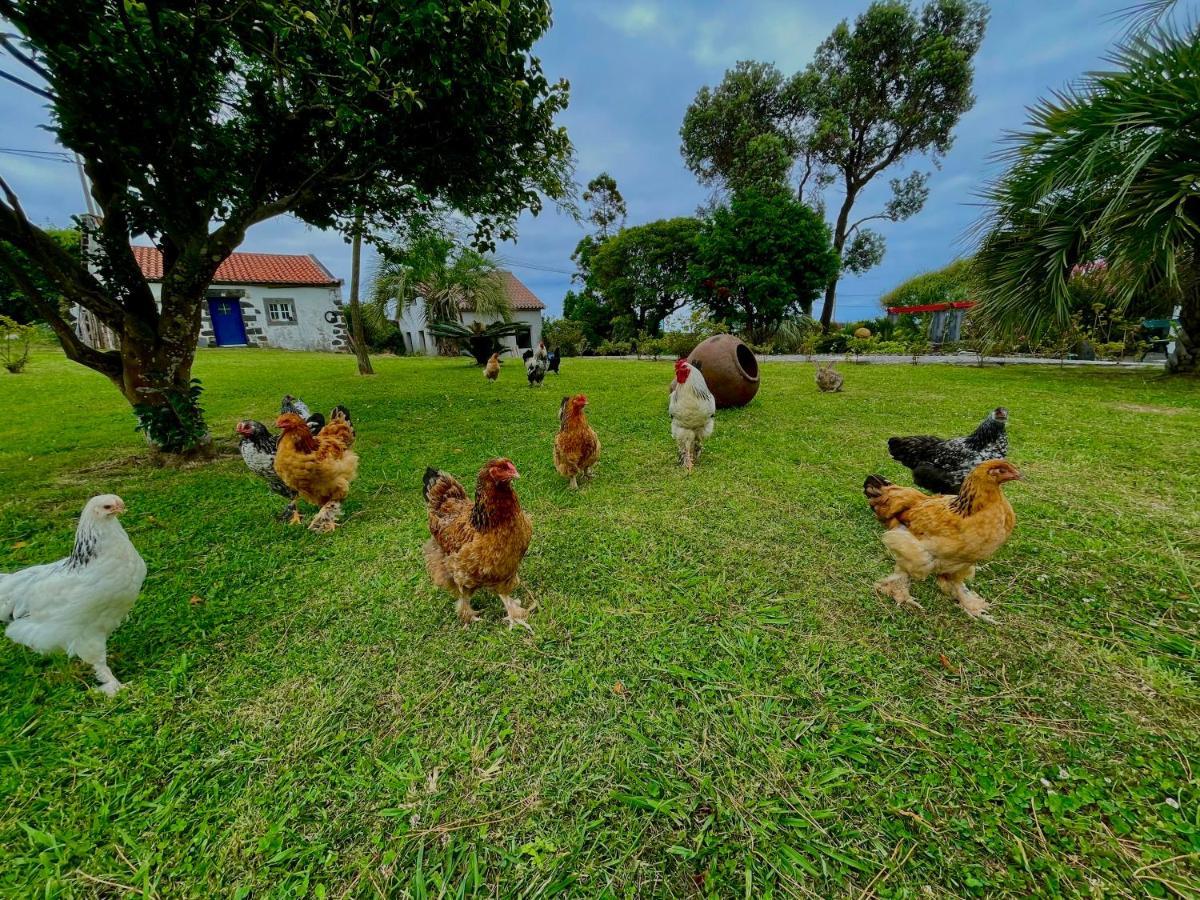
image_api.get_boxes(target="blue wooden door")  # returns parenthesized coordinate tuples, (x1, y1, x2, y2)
(208, 297, 248, 346)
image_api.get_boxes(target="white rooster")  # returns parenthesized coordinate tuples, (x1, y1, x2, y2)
(0, 494, 146, 695)
(668, 358, 716, 470)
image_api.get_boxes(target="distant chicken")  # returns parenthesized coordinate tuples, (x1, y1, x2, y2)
(668, 358, 715, 470)
(236, 405, 325, 523)
(547, 349, 561, 375)
(1, 495, 146, 695)
(888, 408, 1009, 495)
(554, 394, 600, 488)
(864, 459, 1021, 623)
(423, 459, 534, 630)
(485, 352, 501, 381)
(273, 406, 358, 532)
(816, 362, 844, 393)
(524, 341, 549, 387)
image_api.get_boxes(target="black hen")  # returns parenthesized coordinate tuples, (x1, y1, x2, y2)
(887, 407, 1009, 494)
(547, 349, 561, 375)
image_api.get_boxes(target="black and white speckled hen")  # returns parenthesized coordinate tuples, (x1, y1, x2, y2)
(887, 408, 1009, 495)
(236, 402, 325, 523)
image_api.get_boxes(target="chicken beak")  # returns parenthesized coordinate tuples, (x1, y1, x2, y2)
(114, 500, 127, 514)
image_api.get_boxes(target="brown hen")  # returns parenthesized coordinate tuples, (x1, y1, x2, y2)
(273, 407, 358, 532)
(553, 394, 600, 489)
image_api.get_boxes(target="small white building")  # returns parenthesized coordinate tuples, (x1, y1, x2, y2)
(130, 245, 349, 351)
(395, 271, 545, 356)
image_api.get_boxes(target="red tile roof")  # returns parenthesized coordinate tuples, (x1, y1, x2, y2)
(457, 271, 545, 312)
(131, 245, 339, 287)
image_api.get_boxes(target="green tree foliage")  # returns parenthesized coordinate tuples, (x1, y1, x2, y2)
(692, 191, 840, 334)
(587, 218, 701, 336)
(0, 0, 572, 451)
(541, 317, 587, 356)
(581, 172, 627, 238)
(0, 227, 79, 323)
(681, 1, 988, 328)
(973, 16, 1200, 373)
(881, 258, 976, 309)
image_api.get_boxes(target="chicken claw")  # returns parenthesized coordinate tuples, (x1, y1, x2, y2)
(455, 597, 481, 627)
(874, 573, 924, 611)
(501, 595, 533, 632)
(958, 589, 998, 625)
(308, 501, 342, 533)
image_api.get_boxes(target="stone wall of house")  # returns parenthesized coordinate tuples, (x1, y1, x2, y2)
(150, 283, 347, 351)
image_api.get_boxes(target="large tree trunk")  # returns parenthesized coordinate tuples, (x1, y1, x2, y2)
(819, 190, 856, 332)
(119, 280, 215, 460)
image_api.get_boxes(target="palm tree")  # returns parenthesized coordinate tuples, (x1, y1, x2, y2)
(972, 17, 1199, 373)
(366, 233, 511, 353)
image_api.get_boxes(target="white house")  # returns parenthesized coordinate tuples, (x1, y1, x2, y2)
(394, 271, 545, 356)
(130, 245, 349, 351)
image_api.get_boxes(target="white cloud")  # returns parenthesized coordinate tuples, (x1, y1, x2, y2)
(601, 3, 663, 36)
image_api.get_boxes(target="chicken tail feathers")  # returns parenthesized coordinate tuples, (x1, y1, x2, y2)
(887, 435, 941, 468)
(422, 466, 442, 502)
(423, 467, 469, 510)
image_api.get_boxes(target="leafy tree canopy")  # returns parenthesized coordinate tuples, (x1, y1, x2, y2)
(587, 217, 701, 337)
(692, 191, 840, 334)
(582, 172, 627, 238)
(881, 258, 975, 309)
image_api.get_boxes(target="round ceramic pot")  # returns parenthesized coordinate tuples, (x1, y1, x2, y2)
(688, 334, 760, 408)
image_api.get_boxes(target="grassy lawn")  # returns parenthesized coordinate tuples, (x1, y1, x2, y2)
(1, 348, 1197, 897)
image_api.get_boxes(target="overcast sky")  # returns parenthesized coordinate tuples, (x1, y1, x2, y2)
(1, 1, 1133, 321)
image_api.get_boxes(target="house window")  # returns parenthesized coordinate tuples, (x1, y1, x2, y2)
(266, 299, 297, 324)
(516, 329, 532, 350)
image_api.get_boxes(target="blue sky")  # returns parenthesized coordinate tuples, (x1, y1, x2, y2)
(1, 1, 1132, 321)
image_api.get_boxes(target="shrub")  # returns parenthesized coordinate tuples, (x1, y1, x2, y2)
(543, 317, 587, 356)
(814, 331, 849, 354)
(0, 315, 34, 373)
(595, 339, 632, 356)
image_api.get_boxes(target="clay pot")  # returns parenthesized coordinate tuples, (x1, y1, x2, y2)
(688, 334, 760, 408)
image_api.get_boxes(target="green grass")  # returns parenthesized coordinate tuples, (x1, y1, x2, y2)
(1, 348, 1197, 898)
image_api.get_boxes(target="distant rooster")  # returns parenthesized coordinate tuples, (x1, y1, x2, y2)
(485, 352, 501, 381)
(668, 358, 715, 470)
(1, 495, 146, 695)
(422, 460, 534, 629)
(524, 341, 549, 387)
(888, 408, 1009, 495)
(554, 394, 600, 488)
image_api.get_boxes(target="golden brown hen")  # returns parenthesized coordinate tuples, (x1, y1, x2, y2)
(553, 394, 600, 489)
(422, 458, 534, 630)
(273, 407, 358, 532)
(864, 459, 1021, 623)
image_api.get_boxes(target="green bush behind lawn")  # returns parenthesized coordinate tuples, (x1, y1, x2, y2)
(0, 349, 1197, 896)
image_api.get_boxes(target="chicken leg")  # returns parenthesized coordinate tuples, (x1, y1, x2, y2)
(874, 569, 924, 611)
(500, 595, 533, 632)
(938, 574, 998, 624)
(455, 594, 482, 627)
(77, 644, 123, 696)
(309, 500, 342, 533)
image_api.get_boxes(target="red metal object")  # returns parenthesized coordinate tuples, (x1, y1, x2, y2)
(885, 301, 976, 315)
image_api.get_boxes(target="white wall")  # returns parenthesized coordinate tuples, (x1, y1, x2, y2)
(148, 282, 348, 351)
(395, 298, 542, 356)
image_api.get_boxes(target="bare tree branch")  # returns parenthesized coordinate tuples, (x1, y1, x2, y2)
(0, 66, 52, 99)
(0, 33, 51, 80)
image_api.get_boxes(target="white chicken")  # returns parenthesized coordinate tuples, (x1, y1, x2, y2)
(668, 358, 716, 470)
(0, 494, 146, 695)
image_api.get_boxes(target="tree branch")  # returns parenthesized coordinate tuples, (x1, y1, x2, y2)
(0, 243, 122, 379)
(0, 65, 53, 100)
(0, 33, 51, 80)
(846, 212, 891, 236)
(0, 173, 126, 327)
